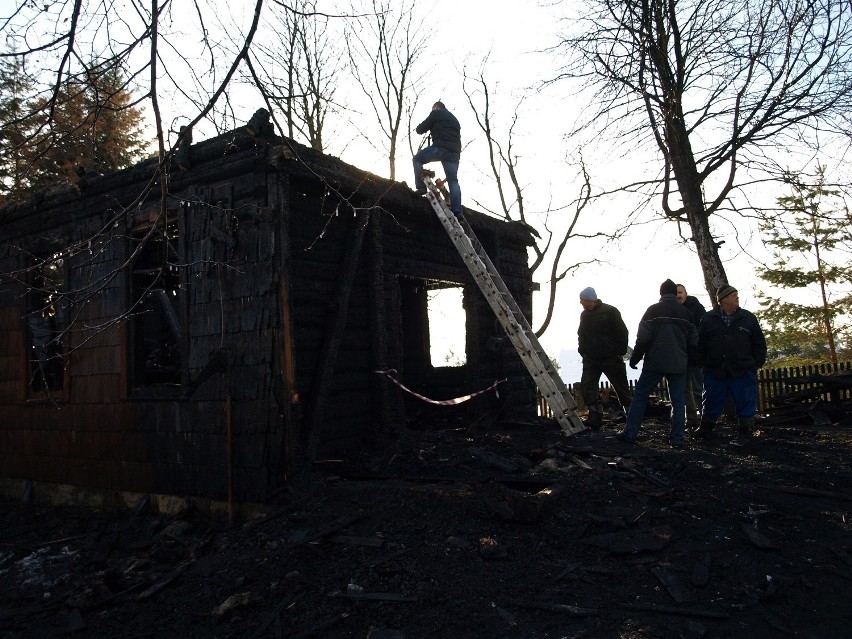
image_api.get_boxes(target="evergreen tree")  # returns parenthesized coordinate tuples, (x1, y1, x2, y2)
(78, 67, 147, 176)
(756, 168, 852, 364)
(0, 61, 147, 203)
(0, 57, 38, 207)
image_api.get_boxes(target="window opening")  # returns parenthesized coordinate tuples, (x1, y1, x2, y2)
(26, 256, 66, 393)
(130, 220, 182, 386)
(427, 282, 466, 367)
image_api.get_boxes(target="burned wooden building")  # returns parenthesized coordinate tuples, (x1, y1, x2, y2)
(0, 114, 540, 504)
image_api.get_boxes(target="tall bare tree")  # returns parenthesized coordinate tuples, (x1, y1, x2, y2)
(552, 0, 852, 302)
(345, 0, 427, 180)
(248, 0, 344, 150)
(462, 62, 611, 337)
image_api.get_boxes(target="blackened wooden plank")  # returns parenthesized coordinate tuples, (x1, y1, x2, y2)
(304, 211, 370, 461)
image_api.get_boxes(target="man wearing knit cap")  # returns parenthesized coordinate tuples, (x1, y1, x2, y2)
(577, 286, 632, 429)
(694, 284, 767, 445)
(619, 279, 697, 447)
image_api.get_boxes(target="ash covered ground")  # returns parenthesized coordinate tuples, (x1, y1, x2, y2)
(2, 412, 851, 639)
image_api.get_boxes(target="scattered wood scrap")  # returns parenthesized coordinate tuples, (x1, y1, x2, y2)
(741, 523, 781, 550)
(691, 553, 712, 587)
(501, 597, 598, 617)
(286, 511, 367, 550)
(340, 592, 417, 602)
(651, 565, 688, 603)
(623, 464, 671, 488)
(467, 447, 528, 473)
(581, 528, 671, 554)
(328, 534, 385, 547)
(615, 602, 730, 619)
(830, 546, 852, 568)
(288, 612, 351, 639)
(755, 483, 852, 502)
(211, 592, 252, 618)
(554, 561, 583, 581)
(136, 561, 191, 600)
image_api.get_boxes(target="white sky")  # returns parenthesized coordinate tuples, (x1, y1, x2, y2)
(411, 0, 767, 381)
(1, 0, 816, 383)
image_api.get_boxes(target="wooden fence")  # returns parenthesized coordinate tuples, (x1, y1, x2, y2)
(756, 361, 852, 412)
(539, 361, 852, 417)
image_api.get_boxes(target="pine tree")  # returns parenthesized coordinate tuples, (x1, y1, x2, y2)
(0, 62, 147, 203)
(756, 168, 852, 364)
(78, 67, 147, 176)
(0, 57, 38, 207)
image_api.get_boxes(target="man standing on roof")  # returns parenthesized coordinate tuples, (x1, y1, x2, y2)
(577, 287, 632, 429)
(412, 101, 463, 218)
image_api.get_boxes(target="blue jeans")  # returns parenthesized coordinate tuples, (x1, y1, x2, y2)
(702, 369, 757, 421)
(623, 370, 687, 444)
(413, 146, 462, 215)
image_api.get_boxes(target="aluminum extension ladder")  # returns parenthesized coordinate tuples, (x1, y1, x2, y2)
(422, 174, 584, 435)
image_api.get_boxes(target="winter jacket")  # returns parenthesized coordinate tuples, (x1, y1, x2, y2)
(578, 301, 629, 361)
(697, 307, 767, 378)
(629, 294, 697, 374)
(682, 295, 706, 327)
(415, 109, 462, 153)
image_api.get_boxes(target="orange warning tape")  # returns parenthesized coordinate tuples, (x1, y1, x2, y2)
(375, 369, 506, 406)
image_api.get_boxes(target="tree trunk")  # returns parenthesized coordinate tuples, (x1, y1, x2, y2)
(666, 113, 728, 304)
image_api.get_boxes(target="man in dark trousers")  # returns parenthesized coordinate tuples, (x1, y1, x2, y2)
(577, 286, 632, 429)
(620, 279, 697, 447)
(695, 284, 767, 446)
(676, 283, 707, 429)
(412, 101, 463, 217)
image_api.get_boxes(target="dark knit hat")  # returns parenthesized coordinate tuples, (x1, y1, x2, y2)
(659, 279, 677, 296)
(716, 284, 737, 302)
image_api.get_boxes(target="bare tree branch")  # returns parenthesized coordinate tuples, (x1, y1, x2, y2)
(550, 0, 852, 301)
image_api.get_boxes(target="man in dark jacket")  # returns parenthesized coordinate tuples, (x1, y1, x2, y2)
(676, 283, 706, 428)
(620, 279, 697, 446)
(695, 284, 767, 445)
(577, 286, 632, 429)
(412, 101, 463, 217)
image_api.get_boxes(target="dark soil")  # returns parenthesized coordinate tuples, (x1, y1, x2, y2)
(2, 413, 851, 639)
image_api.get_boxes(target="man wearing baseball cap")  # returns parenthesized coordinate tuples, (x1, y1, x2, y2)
(694, 284, 767, 445)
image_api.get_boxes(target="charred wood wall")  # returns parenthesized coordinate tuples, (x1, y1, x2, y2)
(0, 135, 287, 503)
(277, 149, 538, 458)
(0, 129, 538, 503)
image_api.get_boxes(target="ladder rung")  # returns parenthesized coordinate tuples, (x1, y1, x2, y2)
(421, 175, 583, 436)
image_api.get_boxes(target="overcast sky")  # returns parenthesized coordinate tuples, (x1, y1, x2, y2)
(404, 0, 768, 381)
(0, 0, 783, 383)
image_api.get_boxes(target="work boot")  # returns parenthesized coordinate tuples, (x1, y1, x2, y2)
(730, 417, 756, 447)
(616, 431, 636, 444)
(583, 404, 603, 430)
(693, 417, 717, 440)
